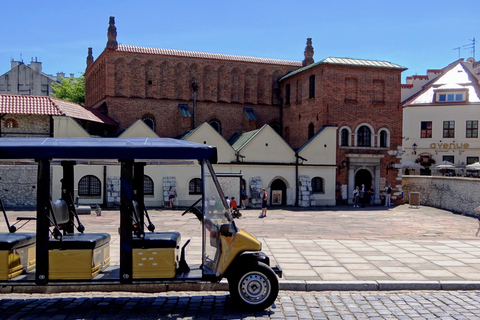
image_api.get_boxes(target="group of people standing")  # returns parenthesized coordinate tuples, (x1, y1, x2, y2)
(352, 183, 392, 208)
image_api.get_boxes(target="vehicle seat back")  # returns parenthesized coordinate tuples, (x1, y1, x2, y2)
(49, 199, 70, 226)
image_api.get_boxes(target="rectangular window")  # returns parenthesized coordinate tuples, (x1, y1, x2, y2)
(420, 121, 432, 138)
(285, 84, 290, 105)
(439, 94, 446, 102)
(466, 120, 478, 138)
(178, 104, 191, 117)
(309, 75, 315, 99)
(447, 93, 455, 101)
(455, 93, 463, 101)
(467, 157, 479, 165)
(243, 107, 258, 121)
(443, 155, 454, 163)
(443, 121, 455, 138)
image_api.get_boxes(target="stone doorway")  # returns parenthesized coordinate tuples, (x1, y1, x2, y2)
(270, 178, 286, 206)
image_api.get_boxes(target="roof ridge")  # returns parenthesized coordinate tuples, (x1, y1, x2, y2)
(117, 44, 302, 67)
(47, 96, 66, 116)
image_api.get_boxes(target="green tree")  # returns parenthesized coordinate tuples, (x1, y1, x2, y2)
(52, 75, 85, 106)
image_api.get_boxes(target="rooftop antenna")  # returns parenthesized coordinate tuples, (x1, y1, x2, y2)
(453, 47, 460, 59)
(462, 38, 476, 59)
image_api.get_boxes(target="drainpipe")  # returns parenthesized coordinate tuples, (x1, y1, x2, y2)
(192, 83, 198, 129)
(295, 153, 307, 206)
(274, 87, 283, 136)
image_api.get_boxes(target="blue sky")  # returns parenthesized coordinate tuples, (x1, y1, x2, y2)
(1, 0, 478, 82)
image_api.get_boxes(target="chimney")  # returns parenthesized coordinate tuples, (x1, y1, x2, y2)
(70, 73, 75, 80)
(106, 16, 118, 50)
(56, 72, 65, 82)
(302, 38, 314, 67)
(86, 47, 94, 70)
(10, 60, 21, 69)
(29, 58, 42, 73)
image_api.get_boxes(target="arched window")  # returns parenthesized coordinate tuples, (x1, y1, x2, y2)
(377, 128, 390, 148)
(338, 126, 352, 147)
(189, 178, 202, 195)
(142, 114, 156, 131)
(341, 129, 349, 146)
(311, 177, 324, 193)
(144, 175, 154, 196)
(270, 122, 281, 136)
(78, 175, 101, 196)
(209, 120, 221, 134)
(308, 123, 315, 139)
(380, 131, 387, 148)
(4, 118, 18, 128)
(357, 126, 371, 147)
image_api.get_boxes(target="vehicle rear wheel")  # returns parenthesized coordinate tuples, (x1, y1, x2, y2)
(228, 261, 279, 311)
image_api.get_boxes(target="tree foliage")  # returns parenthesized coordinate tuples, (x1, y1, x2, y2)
(52, 75, 85, 106)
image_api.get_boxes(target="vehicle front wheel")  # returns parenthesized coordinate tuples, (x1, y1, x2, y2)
(228, 261, 279, 311)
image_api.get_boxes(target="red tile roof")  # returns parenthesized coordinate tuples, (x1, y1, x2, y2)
(0, 94, 117, 125)
(117, 45, 303, 67)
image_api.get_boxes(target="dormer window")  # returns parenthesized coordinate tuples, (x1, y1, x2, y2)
(434, 85, 467, 103)
(437, 92, 464, 102)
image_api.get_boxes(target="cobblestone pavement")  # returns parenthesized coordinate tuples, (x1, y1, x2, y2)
(1, 290, 480, 319)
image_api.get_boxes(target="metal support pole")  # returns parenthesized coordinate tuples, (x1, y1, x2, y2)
(119, 159, 133, 284)
(61, 161, 76, 234)
(133, 162, 145, 232)
(35, 159, 50, 285)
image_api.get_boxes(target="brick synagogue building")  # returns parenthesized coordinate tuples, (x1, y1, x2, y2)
(84, 17, 406, 205)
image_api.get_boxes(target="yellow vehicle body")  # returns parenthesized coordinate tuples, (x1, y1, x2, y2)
(132, 247, 179, 279)
(217, 229, 261, 276)
(0, 245, 35, 280)
(49, 243, 110, 280)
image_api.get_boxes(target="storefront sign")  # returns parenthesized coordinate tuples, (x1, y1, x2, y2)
(430, 143, 469, 150)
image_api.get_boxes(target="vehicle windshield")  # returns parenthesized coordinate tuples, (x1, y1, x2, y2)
(202, 161, 233, 275)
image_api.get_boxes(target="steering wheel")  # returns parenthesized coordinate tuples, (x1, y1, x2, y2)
(182, 198, 203, 221)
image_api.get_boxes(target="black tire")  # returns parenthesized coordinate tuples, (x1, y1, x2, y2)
(228, 261, 279, 311)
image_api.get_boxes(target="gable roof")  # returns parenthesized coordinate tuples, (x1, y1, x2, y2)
(117, 45, 302, 67)
(118, 119, 158, 138)
(296, 125, 336, 154)
(280, 57, 407, 81)
(0, 94, 117, 125)
(403, 61, 480, 106)
(231, 128, 261, 151)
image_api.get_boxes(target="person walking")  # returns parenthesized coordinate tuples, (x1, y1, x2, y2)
(385, 183, 392, 207)
(353, 186, 359, 207)
(260, 188, 268, 218)
(168, 187, 176, 209)
(241, 185, 247, 209)
(360, 184, 366, 208)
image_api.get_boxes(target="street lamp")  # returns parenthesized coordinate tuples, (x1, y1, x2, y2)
(386, 161, 396, 174)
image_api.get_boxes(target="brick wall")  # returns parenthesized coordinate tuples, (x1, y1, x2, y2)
(281, 64, 403, 187)
(85, 50, 296, 138)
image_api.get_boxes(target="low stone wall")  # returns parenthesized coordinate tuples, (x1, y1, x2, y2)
(402, 175, 480, 216)
(0, 166, 38, 208)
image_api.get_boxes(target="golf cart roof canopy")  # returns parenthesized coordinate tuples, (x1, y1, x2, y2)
(0, 137, 218, 164)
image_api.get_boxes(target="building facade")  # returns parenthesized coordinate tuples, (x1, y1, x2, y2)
(279, 58, 406, 204)
(0, 59, 73, 96)
(82, 16, 406, 207)
(402, 59, 480, 176)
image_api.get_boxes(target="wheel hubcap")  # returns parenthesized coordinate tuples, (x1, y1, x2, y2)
(239, 272, 270, 304)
